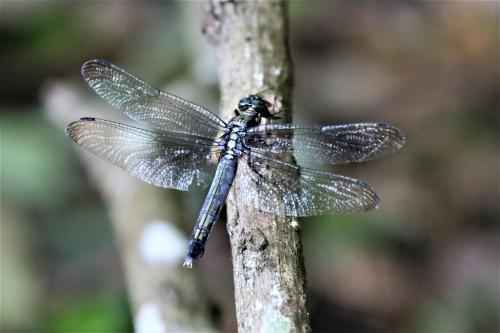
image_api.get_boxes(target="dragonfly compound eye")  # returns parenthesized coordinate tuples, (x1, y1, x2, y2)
(251, 99, 266, 109)
(238, 97, 252, 110)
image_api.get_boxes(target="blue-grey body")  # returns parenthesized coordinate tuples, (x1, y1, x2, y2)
(184, 155, 236, 267)
(184, 97, 272, 268)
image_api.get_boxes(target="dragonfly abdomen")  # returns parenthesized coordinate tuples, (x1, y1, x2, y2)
(183, 155, 237, 268)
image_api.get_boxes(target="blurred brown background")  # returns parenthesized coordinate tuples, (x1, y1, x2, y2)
(1, 1, 498, 332)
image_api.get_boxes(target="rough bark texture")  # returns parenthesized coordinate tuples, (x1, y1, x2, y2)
(44, 84, 216, 333)
(204, 1, 310, 332)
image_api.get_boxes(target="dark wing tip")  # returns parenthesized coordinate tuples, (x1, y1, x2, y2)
(354, 178, 380, 212)
(81, 59, 111, 78)
(378, 123, 406, 149)
(373, 122, 406, 150)
(364, 191, 380, 211)
(81, 59, 110, 69)
(395, 127, 406, 148)
(65, 120, 79, 138)
(79, 116, 96, 121)
(65, 117, 95, 138)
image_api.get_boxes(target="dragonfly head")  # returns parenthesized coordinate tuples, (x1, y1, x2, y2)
(238, 95, 280, 120)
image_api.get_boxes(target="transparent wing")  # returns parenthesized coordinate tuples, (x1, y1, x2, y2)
(66, 117, 221, 191)
(234, 152, 379, 217)
(81, 59, 226, 138)
(244, 123, 405, 165)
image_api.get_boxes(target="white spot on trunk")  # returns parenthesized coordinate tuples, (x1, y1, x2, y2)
(140, 220, 186, 265)
(271, 66, 282, 76)
(290, 220, 300, 230)
(255, 299, 263, 311)
(135, 303, 166, 333)
(262, 307, 293, 333)
(254, 70, 264, 88)
(244, 44, 251, 59)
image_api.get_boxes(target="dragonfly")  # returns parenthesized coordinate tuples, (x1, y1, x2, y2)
(66, 59, 405, 268)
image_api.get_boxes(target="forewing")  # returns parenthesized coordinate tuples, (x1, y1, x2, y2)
(81, 59, 226, 138)
(244, 123, 405, 165)
(235, 152, 379, 217)
(66, 118, 220, 190)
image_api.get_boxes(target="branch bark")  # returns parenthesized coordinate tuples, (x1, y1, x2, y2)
(204, 1, 310, 332)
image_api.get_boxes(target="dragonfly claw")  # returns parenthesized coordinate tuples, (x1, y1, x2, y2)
(183, 257, 193, 269)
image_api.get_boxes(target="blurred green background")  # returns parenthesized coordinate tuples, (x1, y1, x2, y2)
(1, 1, 498, 332)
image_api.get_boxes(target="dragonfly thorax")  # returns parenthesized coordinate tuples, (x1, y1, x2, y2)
(217, 126, 245, 159)
(238, 95, 267, 111)
(237, 95, 278, 121)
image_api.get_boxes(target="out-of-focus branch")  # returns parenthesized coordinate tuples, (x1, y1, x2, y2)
(44, 83, 216, 332)
(204, 1, 310, 332)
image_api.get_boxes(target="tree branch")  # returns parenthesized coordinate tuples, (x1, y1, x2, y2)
(204, 1, 310, 332)
(44, 83, 216, 333)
